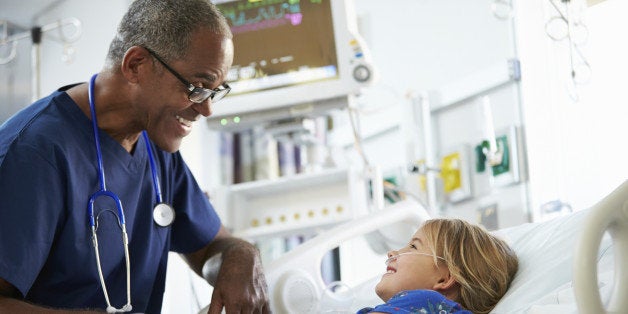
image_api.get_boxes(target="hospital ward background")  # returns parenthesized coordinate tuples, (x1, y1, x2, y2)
(1, 0, 627, 313)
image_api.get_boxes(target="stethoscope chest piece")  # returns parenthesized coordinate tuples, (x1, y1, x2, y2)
(153, 203, 175, 227)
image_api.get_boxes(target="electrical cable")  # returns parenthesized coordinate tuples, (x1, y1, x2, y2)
(346, 105, 371, 168)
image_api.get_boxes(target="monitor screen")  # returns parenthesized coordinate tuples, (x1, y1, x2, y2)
(210, 0, 374, 129)
(218, 0, 339, 97)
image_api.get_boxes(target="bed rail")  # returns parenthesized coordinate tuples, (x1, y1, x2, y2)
(574, 180, 628, 313)
(263, 199, 430, 313)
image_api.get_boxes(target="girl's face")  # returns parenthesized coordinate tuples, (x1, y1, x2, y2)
(374, 228, 450, 302)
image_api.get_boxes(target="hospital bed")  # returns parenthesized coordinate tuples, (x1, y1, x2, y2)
(260, 180, 628, 314)
(197, 180, 626, 313)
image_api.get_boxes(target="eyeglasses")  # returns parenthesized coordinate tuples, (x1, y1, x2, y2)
(385, 252, 446, 266)
(144, 47, 231, 104)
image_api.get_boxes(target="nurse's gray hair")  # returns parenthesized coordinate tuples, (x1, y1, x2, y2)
(106, 0, 232, 66)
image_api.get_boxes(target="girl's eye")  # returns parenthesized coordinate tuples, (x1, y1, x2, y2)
(409, 244, 417, 249)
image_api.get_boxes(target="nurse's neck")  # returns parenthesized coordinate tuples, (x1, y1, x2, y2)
(67, 74, 142, 154)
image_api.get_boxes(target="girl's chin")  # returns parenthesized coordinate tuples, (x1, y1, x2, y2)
(374, 283, 388, 302)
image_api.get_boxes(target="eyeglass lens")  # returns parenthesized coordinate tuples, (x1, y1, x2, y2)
(188, 86, 230, 103)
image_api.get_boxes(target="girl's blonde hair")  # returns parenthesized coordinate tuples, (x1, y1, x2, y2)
(422, 219, 518, 314)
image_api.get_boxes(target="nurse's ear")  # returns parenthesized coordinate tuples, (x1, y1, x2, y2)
(433, 273, 460, 301)
(119, 46, 152, 84)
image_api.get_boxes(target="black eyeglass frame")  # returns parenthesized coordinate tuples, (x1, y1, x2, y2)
(143, 47, 230, 104)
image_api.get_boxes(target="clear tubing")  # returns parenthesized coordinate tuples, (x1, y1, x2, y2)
(385, 252, 445, 266)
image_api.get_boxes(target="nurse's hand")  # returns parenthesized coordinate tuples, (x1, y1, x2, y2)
(206, 243, 270, 314)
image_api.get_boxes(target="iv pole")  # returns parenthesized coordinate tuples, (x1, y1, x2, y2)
(407, 92, 440, 216)
(1, 17, 82, 102)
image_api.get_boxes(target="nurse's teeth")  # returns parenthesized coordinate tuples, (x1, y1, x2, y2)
(176, 115, 192, 127)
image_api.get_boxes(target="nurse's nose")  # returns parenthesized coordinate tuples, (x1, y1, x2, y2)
(192, 98, 212, 117)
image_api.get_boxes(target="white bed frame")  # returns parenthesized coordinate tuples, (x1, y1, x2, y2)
(574, 180, 628, 313)
(263, 199, 430, 313)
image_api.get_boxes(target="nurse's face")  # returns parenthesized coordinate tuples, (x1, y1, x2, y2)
(142, 29, 233, 153)
(375, 228, 449, 302)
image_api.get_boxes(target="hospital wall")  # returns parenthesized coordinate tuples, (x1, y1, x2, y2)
(0, 1, 129, 105)
(328, 0, 628, 224)
(515, 0, 628, 217)
(335, 0, 528, 228)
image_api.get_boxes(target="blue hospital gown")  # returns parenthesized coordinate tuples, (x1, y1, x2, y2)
(357, 290, 472, 314)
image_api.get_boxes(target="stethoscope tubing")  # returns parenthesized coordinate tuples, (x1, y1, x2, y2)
(88, 190, 126, 227)
(142, 132, 164, 204)
(86, 72, 174, 313)
(87, 73, 127, 227)
(87, 74, 166, 226)
(86, 73, 133, 313)
(88, 73, 108, 193)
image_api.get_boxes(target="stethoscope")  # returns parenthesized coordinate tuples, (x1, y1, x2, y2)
(86, 73, 175, 313)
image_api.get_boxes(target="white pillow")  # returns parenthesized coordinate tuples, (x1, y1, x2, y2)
(491, 207, 614, 314)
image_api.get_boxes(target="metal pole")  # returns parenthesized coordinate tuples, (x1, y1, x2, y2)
(421, 94, 438, 215)
(30, 26, 42, 102)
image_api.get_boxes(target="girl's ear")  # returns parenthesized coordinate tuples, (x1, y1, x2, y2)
(433, 273, 460, 300)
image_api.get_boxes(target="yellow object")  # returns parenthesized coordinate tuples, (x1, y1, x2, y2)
(415, 153, 462, 192)
(441, 152, 462, 193)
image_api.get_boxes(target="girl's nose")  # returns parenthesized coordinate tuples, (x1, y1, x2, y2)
(385, 252, 398, 266)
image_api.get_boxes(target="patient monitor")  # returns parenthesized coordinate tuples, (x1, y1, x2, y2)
(208, 0, 375, 130)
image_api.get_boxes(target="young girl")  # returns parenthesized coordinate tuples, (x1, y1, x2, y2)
(358, 218, 518, 314)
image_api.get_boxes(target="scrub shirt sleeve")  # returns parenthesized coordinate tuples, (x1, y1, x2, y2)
(167, 152, 221, 254)
(0, 144, 66, 297)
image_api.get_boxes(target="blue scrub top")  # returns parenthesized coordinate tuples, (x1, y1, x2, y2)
(0, 86, 222, 313)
